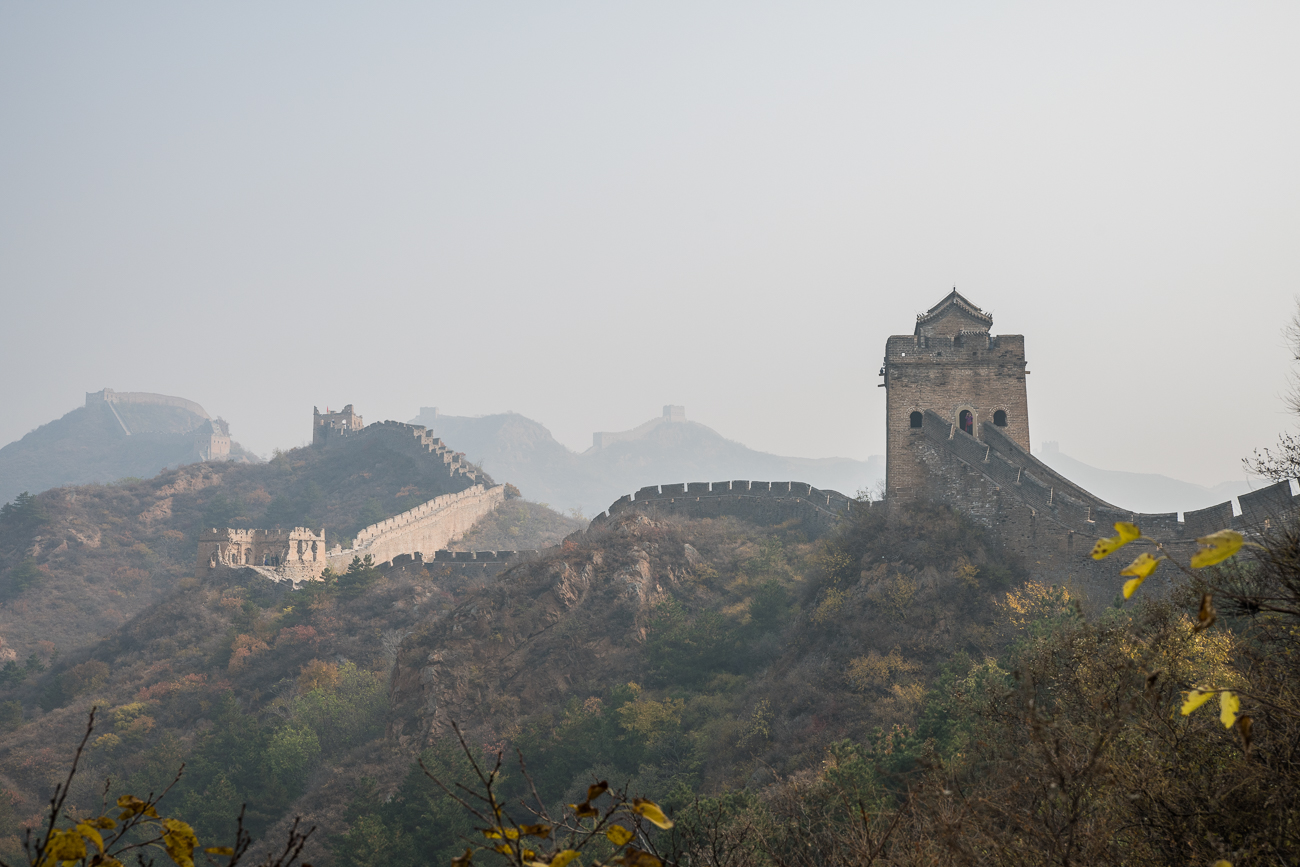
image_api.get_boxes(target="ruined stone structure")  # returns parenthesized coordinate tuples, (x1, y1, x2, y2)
(590, 480, 857, 537)
(196, 527, 328, 587)
(313, 404, 364, 447)
(883, 291, 1300, 599)
(85, 388, 232, 461)
(327, 483, 507, 571)
(195, 418, 231, 461)
(197, 408, 507, 587)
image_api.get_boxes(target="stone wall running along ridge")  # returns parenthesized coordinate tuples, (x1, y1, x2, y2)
(327, 484, 507, 571)
(589, 480, 860, 537)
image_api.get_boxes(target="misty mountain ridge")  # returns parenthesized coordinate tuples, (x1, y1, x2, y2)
(1035, 441, 1262, 515)
(409, 406, 885, 514)
(0, 390, 257, 507)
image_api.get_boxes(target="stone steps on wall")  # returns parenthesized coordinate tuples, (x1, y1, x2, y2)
(920, 410, 1299, 541)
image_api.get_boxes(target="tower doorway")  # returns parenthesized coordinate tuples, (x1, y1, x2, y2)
(960, 410, 974, 436)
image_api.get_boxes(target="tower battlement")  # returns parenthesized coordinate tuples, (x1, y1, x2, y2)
(883, 291, 1029, 501)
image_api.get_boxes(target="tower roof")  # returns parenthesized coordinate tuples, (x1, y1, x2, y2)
(914, 289, 993, 338)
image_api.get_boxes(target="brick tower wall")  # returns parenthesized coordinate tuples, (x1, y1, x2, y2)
(884, 332, 1029, 501)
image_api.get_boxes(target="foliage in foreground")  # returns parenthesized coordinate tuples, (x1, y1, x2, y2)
(13, 709, 311, 867)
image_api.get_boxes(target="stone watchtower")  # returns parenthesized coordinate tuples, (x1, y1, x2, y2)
(881, 290, 1030, 500)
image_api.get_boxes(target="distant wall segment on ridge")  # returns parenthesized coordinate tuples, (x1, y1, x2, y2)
(86, 389, 210, 419)
(591, 405, 688, 450)
(589, 480, 861, 536)
(311, 405, 488, 489)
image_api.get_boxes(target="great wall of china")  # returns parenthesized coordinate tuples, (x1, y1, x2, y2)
(589, 480, 859, 533)
(198, 291, 1300, 600)
(198, 409, 529, 586)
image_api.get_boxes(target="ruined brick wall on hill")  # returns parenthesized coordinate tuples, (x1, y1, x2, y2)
(589, 480, 861, 537)
(344, 420, 489, 487)
(913, 409, 1300, 600)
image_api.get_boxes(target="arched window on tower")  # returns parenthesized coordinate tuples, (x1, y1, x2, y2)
(909, 411, 923, 429)
(960, 410, 974, 435)
(994, 409, 1007, 427)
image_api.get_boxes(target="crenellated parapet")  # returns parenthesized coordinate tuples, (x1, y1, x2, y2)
(327, 484, 507, 571)
(313, 406, 486, 488)
(588, 480, 860, 536)
(919, 410, 1299, 540)
(911, 408, 1299, 598)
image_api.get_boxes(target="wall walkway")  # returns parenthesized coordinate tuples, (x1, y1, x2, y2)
(327, 484, 506, 571)
(915, 409, 1300, 598)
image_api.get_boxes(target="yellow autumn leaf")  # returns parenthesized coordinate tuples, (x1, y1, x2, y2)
(519, 824, 552, 839)
(88, 816, 116, 829)
(451, 847, 474, 867)
(1120, 552, 1162, 579)
(570, 802, 598, 819)
(43, 829, 87, 862)
(76, 821, 105, 853)
(1181, 689, 1215, 715)
(606, 825, 635, 845)
(1191, 530, 1244, 569)
(116, 795, 159, 820)
(162, 817, 198, 867)
(616, 849, 663, 867)
(1120, 553, 1164, 598)
(586, 781, 609, 802)
(1220, 690, 1240, 728)
(1090, 522, 1141, 560)
(204, 847, 236, 856)
(1214, 861, 1233, 867)
(547, 851, 581, 867)
(630, 799, 674, 829)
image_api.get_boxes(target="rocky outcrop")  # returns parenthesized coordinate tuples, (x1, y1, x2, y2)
(387, 513, 680, 750)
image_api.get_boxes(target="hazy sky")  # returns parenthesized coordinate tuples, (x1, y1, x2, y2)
(2, 3, 1297, 487)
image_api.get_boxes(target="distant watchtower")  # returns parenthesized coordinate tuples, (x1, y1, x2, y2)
(882, 291, 1030, 500)
(313, 404, 364, 447)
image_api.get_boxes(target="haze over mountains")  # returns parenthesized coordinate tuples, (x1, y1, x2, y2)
(409, 406, 885, 515)
(1035, 442, 1260, 515)
(0, 393, 1272, 519)
(0, 389, 256, 507)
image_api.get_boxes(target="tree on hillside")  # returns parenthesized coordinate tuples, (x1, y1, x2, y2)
(1249, 298, 1300, 480)
(0, 492, 46, 533)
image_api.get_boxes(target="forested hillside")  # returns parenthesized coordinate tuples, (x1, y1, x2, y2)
(0, 494, 1062, 864)
(0, 437, 580, 662)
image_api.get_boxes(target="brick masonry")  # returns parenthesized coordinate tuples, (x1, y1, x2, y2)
(588, 480, 861, 537)
(885, 293, 1300, 600)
